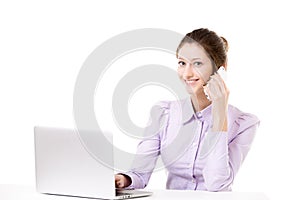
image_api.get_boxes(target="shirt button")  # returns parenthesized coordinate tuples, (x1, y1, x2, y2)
(192, 178, 196, 183)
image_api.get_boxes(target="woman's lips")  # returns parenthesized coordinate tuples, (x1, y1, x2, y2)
(185, 79, 199, 87)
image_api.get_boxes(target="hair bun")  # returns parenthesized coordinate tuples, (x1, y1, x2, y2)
(220, 36, 229, 52)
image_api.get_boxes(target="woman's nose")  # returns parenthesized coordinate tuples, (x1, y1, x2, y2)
(183, 64, 194, 79)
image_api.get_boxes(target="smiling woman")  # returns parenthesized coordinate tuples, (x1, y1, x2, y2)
(115, 28, 260, 191)
(177, 43, 214, 111)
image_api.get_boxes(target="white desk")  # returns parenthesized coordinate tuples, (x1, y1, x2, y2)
(0, 185, 269, 200)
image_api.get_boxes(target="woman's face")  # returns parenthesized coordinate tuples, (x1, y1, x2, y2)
(177, 43, 214, 96)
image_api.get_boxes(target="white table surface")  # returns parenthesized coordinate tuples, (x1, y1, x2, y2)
(0, 184, 269, 200)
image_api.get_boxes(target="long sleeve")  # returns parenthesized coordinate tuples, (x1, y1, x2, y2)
(122, 99, 259, 191)
(202, 112, 260, 191)
(124, 102, 170, 189)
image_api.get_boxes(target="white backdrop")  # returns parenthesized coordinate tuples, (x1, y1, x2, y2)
(1, 1, 300, 200)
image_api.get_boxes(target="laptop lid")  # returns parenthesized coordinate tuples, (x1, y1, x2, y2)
(34, 126, 116, 199)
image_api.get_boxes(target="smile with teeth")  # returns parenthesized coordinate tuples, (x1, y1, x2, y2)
(185, 79, 199, 86)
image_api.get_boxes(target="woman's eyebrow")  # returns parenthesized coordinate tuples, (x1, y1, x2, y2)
(177, 57, 202, 61)
(191, 57, 202, 61)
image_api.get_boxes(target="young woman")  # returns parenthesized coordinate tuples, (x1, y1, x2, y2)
(115, 28, 259, 191)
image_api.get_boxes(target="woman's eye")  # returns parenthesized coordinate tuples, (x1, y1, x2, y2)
(194, 62, 202, 66)
(178, 61, 185, 66)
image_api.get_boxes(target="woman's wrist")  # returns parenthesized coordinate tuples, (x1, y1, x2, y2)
(221, 117, 228, 132)
(212, 113, 228, 132)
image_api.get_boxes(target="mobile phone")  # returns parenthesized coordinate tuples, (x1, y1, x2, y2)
(217, 66, 227, 82)
(204, 66, 227, 100)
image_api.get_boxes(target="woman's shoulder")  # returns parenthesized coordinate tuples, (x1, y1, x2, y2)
(148, 100, 172, 121)
(152, 99, 186, 111)
(150, 99, 187, 121)
(228, 104, 260, 132)
(150, 101, 171, 114)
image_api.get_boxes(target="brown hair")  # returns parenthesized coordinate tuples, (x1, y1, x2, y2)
(176, 28, 229, 70)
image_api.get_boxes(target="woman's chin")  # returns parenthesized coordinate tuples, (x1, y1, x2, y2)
(185, 87, 198, 95)
(185, 86, 203, 96)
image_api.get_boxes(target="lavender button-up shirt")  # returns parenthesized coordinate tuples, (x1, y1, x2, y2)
(124, 98, 259, 191)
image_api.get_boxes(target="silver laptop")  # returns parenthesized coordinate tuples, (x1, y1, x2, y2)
(34, 126, 152, 199)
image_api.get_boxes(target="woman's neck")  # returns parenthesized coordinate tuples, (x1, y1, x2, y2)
(190, 93, 211, 112)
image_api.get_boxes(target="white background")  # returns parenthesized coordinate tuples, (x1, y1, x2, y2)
(1, 0, 300, 199)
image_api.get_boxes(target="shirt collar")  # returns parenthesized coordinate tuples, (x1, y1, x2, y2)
(181, 97, 212, 124)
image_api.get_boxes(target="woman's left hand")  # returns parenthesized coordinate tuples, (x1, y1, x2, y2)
(204, 73, 230, 132)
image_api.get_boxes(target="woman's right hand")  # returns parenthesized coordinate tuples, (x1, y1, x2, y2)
(115, 174, 132, 188)
(204, 72, 229, 132)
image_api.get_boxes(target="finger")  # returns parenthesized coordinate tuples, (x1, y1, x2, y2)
(115, 180, 124, 188)
(116, 182, 123, 188)
(211, 74, 225, 94)
(207, 78, 221, 100)
(209, 74, 228, 100)
(215, 72, 230, 94)
(115, 175, 122, 188)
(203, 85, 211, 100)
(115, 175, 121, 181)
